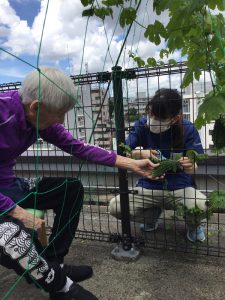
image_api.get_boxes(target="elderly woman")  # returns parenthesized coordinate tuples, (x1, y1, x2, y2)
(0, 67, 159, 300)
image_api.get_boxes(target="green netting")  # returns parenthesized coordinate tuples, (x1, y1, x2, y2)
(0, 0, 143, 298)
(1, 1, 223, 298)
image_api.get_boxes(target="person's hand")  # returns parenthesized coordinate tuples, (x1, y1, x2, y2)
(131, 149, 159, 160)
(179, 156, 197, 174)
(115, 155, 164, 179)
(8, 205, 45, 233)
(130, 158, 164, 180)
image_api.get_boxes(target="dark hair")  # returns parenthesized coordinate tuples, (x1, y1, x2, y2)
(146, 88, 184, 149)
(146, 88, 182, 119)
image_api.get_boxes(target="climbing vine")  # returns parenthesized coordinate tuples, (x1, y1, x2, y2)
(80, 0, 225, 150)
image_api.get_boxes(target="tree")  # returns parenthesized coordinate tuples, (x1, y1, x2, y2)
(80, 0, 225, 150)
(126, 107, 140, 122)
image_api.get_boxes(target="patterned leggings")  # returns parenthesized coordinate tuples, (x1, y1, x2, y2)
(0, 216, 66, 293)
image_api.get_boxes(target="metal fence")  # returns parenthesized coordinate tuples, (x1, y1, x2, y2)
(1, 63, 225, 257)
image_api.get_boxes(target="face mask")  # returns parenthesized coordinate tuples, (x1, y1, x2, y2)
(147, 117, 171, 134)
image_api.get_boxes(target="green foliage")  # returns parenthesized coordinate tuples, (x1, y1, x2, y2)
(80, 0, 225, 136)
(119, 7, 137, 27)
(206, 190, 225, 219)
(95, 7, 113, 19)
(151, 150, 208, 177)
(118, 142, 132, 156)
(172, 190, 225, 223)
(102, 0, 123, 6)
(185, 150, 208, 162)
(144, 21, 167, 45)
(119, 144, 208, 177)
(128, 52, 145, 67)
(82, 8, 94, 17)
(125, 107, 141, 122)
(195, 92, 225, 129)
(211, 115, 225, 150)
(81, 0, 94, 7)
(175, 203, 206, 226)
(151, 159, 181, 177)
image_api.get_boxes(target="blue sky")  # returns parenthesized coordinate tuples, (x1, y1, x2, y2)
(0, 0, 42, 83)
(9, 0, 40, 27)
(0, 0, 178, 85)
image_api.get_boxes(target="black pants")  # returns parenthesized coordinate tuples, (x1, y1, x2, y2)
(0, 215, 67, 293)
(0, 177, 84, 263)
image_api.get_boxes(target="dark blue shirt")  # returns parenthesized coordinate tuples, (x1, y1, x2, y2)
(126, 117, 204, 190)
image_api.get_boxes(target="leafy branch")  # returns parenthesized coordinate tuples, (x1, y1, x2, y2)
(119, 143, 208, 177)
(80, 0, 225, 148)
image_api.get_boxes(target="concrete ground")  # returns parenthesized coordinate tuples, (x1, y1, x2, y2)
(1, 205, 225, 300)
(1, 238, 225, 300)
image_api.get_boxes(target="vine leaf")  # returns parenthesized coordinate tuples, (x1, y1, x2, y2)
(82, 8, 94, 17)
(102, 0, 123, 6)
(81, 0, 94, 7)
(195, 92, 225, 128)
(119, 8, 137, 27)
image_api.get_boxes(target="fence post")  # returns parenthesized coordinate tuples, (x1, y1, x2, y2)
(111, 66, 140, 259)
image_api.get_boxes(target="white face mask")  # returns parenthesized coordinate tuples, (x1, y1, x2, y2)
(147, 117, 171, 134)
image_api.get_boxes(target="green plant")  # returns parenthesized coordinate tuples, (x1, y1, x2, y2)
(80, 0, 225, 151)
(211, 115, 225, 150)
(150, 150, 208, 177)
(174, 190, 225, 223)
(151, 158, 181, 177)
(119, 144, 208, 177)
(118, 142, 133, 156)
(206, 190, 225, 219)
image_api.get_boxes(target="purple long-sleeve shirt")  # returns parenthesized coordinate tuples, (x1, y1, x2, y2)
(0, 91, 117, 213)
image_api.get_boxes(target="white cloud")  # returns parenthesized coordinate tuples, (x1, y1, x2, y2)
(0, 0, 169, 76)
(0, 66, 26, 78)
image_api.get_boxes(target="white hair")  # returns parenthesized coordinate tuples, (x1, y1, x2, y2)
(19, 67, 77, 111)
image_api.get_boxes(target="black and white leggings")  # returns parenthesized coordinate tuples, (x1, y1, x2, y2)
(0, 216, 66, 293)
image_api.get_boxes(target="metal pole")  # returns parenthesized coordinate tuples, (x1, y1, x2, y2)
(112, 65, 132, 251)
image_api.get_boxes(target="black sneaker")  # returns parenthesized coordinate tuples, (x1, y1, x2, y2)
(50, 283, 99, 300)
(62, 265, 93, 282)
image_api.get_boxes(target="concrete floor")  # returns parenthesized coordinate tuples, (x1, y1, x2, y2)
(1, 238, 225, 300)
(1, 205, 225, 300)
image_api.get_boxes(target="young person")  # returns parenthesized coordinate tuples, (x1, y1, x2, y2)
(109, 88, 207, 243)
(0, 67, 159, 300)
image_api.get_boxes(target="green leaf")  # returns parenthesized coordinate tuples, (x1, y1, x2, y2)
(194, 69, 201, 81)
(209, 191, 225, 209)
(168, 59, 177, 65)
(160, 49, 169, 59)
(154, 20, 167, 38)
(181, 69, 193, 88)
(94, 7, 113, 19)
(195, 92, 225, 128)
(207, 0, 217, 10)
(147, 57, 157, 67)
(134, 56, 145, 67)
(82, 8, 94, 17)
(102, 0, 123, 6)
(158, 60, 165, 66)
(217, 0, 225, 11)
(144, 21, 167, 45)
(144, 24, 161, 45)
(119, 7, 137, 28)
(81, 0, 94, 7)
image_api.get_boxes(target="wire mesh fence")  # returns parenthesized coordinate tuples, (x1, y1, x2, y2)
(1, 62, 224, 257)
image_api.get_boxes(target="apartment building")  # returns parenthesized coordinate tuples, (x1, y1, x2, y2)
(69, 85, 112, 149)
